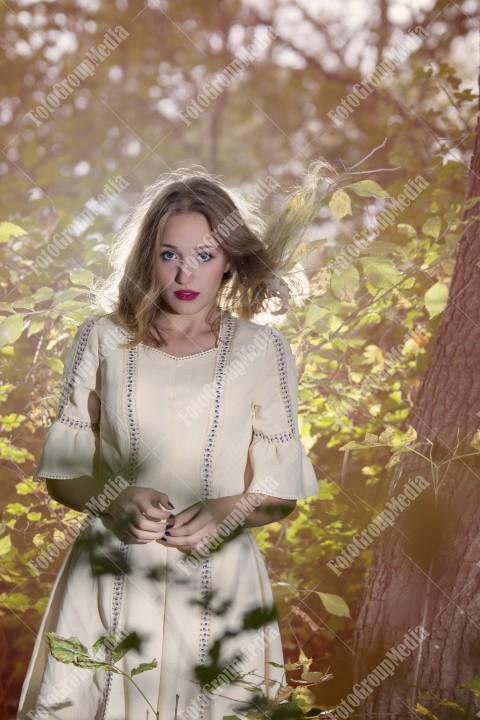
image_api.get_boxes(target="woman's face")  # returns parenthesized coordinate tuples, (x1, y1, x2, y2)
(156, 212, 230, 316)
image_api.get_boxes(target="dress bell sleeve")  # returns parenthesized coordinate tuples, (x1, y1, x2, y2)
(245, 326, 319, 500)
(32, 316, 101, 482)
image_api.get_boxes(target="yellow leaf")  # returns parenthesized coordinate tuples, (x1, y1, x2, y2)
(292, 686, 316, 712)
(470, 430, 480, 451)
(329, 189, 352, 220)
(0, 534, 12, 556)
(0, 222, 28, 243)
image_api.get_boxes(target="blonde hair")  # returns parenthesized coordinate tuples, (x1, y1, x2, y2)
(90, 161, 334, 349)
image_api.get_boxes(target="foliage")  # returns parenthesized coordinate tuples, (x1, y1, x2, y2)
(47, 632, 160, 718)
(0, 0, 477, 717)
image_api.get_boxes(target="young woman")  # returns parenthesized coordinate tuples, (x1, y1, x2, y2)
(17, 166, 323, 720)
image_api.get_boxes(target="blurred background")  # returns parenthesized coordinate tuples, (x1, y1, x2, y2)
(0, 0, 478, 718)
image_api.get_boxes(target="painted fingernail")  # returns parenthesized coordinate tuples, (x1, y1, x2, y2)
(165, 531, 171, 536)
(168, 502, 175, 509)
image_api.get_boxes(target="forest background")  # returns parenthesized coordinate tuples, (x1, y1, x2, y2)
(0, 0, 478, 718)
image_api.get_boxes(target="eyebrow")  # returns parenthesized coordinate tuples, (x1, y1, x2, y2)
(160, 243, 218, 250)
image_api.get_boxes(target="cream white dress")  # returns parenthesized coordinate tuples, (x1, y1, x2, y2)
(17, 310, 319, 720)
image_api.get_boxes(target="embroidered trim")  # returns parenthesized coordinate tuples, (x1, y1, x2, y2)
(58, 413, 99, 431)
(33, 473, 81, 480)
(252, 429, 294, 443)
(246, 489, 299, 500)
(56, 317, 98, 421)
(269, 329, 297, 440)
(196, 312, 235, 720)
(101, 339, 139, 718)
(140, 344, 218, 360)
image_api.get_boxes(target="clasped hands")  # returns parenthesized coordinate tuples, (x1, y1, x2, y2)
(105, 486, 239, 554)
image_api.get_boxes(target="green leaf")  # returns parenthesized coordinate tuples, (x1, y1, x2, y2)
(46, 633, 89, 663)
(424, 281, 449, 319)
(6, 503, 29, 516)
(398, 425, 417, 444)
(338, 440, 366, 451)
(316, 592, 350, 617)
(241, 604, 278, 630)
(470, 430, 480, 451)
(438, 699, 466, 712)
(329, 190, 352, 220)
(397, 223, 417, 237)
(54, 300, 89, 312)
(330, 265, 359, 302)
(15, 479, 37, 495)
(463, 196, 480, 210)
(346, 180, 390, 199)
(0, 222, 28, 243)
(412, 703, 440, 719)
(0, 314, 24, 348)
(131, 659, 158, 677)
(422, 216, 441, 239)
(69, 269, 94, 288)
(52, 288, 87, 306)
(92, 634, 117, 655)
(359, 257, 402, 288)
(111, 631, 143, 662)
(379, 427, 395, 443)
(460, 675, 480, 697)
(300, 670, 331, 681)
(0, 534, 12, 556)
(32, 287, 54, 304)
(11, 298, 34, 310)
(44, 357, 64, 373)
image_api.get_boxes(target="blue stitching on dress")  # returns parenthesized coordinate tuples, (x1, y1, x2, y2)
(101, 337, 139, 719)
(252, 429, 294, 443)
(252, 329, 296, 444)
(58, 414, 99, 431)
(197, 311, 235, 720)
(56, 317, 97, 420)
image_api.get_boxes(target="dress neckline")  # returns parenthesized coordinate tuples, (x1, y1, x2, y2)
(139, 309, 230, 360)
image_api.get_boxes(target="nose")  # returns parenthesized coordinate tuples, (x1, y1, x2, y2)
(175, 259, 193, 282)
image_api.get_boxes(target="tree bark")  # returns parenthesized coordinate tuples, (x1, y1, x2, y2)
(351, 63, 480, 720)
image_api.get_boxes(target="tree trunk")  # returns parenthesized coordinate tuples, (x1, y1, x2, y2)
(351, 70, 480, 718)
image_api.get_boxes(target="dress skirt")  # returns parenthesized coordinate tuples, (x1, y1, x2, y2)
(17, 310, 320, 719)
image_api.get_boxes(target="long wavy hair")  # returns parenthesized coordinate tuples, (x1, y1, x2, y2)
(90, 161, 335, 350)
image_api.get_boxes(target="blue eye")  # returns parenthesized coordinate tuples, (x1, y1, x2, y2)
(159, 251, 214, 262)
(160, 251, 176, 260)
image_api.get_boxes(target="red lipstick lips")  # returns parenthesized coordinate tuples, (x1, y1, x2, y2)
(174, 290, 200, 301)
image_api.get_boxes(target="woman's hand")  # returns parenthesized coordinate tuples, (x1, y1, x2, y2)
(160, 497, 238, 553)
(104, 486, 175, 544)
